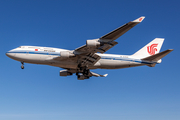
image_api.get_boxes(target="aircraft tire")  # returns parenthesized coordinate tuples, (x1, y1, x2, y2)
(21, 65, 24, 69)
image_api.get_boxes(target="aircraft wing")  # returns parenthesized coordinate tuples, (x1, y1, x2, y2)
(73, 16, 145, 67)
(75, 16, 145, 53)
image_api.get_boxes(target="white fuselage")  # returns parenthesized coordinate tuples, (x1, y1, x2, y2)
(6, 46, 151, 69)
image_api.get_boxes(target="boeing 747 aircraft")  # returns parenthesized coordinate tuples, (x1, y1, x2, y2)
(6, 16, 173, 80)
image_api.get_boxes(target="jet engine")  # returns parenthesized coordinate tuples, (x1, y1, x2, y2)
(86, 39, 101, 47)
(60, 70, 73, 76)
(60, 51, 75, 58)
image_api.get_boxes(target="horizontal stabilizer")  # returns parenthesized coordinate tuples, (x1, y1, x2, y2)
(142, 49, 173, 62)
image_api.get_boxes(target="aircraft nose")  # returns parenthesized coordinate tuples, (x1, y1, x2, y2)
(6, 52, 9, 56)
(6, 52, 11, 57)
(6, 51, 15, 58)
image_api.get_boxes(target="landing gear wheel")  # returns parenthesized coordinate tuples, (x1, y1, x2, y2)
(21, 65, 24, 69)
(21, 62, 24, 69)
(83, 69, 90, 76)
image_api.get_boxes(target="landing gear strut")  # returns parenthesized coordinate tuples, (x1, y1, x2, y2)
(83, 68, 90, 76)
(76, 64, 90, 80)
(21, 62, 24, 69)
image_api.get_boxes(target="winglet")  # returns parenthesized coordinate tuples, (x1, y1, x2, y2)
(132, 16, 145, 22)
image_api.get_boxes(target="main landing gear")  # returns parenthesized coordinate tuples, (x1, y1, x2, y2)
(76, 65, 90, 80)
(21, 62, 24, 69)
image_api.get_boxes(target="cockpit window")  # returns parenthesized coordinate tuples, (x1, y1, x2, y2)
(18, 46, 21, 48)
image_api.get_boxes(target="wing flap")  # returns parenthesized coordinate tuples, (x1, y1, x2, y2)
(96, 41, 118, 53)
(79, 53, 101, 67)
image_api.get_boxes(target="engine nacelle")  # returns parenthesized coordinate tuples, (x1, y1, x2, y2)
(86, 39, 100, 47)
(60, 51, 75, 58)
(157, 59, 162, 63)
(60, 70, 73, 76)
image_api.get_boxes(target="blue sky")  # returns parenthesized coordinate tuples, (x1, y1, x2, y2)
(0, 0, 179, 120)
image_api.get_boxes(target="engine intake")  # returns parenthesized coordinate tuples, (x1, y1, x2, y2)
(60, 51, 75, 58)
(86, 39, 100, 47)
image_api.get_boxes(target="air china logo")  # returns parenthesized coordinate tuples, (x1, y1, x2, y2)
(147, 44, 158, 55)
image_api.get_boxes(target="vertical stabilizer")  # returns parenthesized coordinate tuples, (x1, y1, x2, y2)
(132, 38, 164, 59)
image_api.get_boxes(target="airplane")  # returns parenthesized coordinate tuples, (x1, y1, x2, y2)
(6, 16, 173, 80)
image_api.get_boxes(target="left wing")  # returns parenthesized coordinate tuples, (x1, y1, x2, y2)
(74, 16, 145, 67)
(75, 16, 145, 54)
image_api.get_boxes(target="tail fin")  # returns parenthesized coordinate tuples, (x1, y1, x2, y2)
(132, 38, 164, 59)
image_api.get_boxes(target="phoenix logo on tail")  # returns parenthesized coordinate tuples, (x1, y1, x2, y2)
(147, 44, 158, 55)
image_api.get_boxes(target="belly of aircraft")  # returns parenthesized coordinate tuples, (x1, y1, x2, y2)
(97, 59, 142, 69)
(11, 53, 78, 69)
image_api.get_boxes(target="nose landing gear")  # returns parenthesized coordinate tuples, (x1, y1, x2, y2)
(21, 62, 24, 69)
